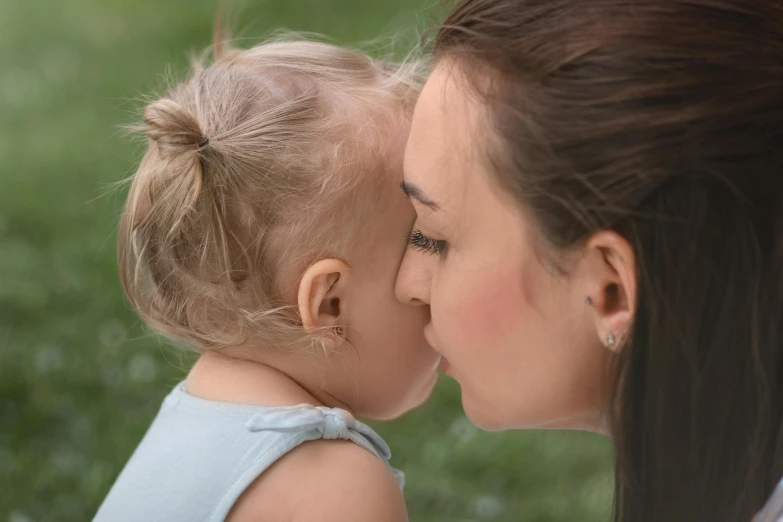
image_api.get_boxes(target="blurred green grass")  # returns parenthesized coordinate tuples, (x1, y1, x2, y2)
(0, 1, 613, 521)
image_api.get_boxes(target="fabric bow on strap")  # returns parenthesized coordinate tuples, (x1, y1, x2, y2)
(244, 405, 393, 462)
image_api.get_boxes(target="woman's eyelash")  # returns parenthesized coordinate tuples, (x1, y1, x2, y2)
(407, 229, 448, 256)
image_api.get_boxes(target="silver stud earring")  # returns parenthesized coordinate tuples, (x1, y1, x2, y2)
(334, 326, 344, 336)
(585, 296, 593, 306)
(606, 333, 616, 347)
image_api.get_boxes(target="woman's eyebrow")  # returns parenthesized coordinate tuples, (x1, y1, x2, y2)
(400, 181, 440, 210)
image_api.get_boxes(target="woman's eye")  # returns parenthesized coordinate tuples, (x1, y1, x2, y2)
(407, 229, 448, 256)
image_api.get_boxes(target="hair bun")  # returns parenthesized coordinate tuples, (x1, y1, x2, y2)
(143, 99, 206, 156)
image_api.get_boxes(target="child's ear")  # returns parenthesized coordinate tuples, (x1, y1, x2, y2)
(297, 259, 351, 332)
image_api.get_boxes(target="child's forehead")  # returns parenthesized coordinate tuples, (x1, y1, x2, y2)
(332, 104, 411, 178)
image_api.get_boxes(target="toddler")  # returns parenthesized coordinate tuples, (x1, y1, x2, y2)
(94, 34, 439, 522)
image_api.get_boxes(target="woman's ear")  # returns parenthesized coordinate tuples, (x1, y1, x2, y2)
(581, 231, 637, 352)
(297, 259, 351, 332)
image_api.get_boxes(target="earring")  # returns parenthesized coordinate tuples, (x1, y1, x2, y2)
(334, 326, 344, 336)
(585, 296, 593, 306)
(606, 333, 616, 347)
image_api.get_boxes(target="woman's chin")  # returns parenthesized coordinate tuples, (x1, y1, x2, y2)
(460, 389, 515, 432)
(462, 391, 607, 432)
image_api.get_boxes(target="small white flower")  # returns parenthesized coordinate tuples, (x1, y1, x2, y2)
(449, 415, 478, 444)
(128, 353, 158, 383)
(35, 345, 63, 374)
(472, 495, 504, 519)
(8, 512, 33, 522)
(99, 319, 127, 351)
(84, 461, 113, 494)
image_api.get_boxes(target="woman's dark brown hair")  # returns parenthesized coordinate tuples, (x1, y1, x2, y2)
(434, 1, 783, 521)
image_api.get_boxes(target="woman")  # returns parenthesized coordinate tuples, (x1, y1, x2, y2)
(395, 1, 783, 521)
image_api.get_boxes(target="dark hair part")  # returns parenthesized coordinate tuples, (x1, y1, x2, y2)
(434, 1, 783, 521)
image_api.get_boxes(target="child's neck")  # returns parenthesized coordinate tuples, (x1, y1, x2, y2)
(185, 350, 353, 412)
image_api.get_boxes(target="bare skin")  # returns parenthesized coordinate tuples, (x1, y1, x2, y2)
(395, 61, 636, 433)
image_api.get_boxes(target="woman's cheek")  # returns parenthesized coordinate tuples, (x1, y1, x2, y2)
(438, 265, 525, 351)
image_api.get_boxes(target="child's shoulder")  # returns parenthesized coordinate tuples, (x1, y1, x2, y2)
(225, 438, 408, 522)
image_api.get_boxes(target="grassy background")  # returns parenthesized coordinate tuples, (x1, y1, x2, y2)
(0, 1, 613, 520)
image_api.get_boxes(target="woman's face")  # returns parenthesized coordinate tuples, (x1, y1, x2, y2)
(395, 62, 612, 431)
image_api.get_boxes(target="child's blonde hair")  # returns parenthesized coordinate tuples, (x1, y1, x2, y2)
(118, 35, 424, 352)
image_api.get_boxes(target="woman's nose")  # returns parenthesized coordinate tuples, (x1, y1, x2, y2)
(395, 250, 431, 306)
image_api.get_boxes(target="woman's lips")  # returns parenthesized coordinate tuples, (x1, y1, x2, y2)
(424, 323, 437, 350)
(424, 324, 451, 374)
(439, 357, 452, 374)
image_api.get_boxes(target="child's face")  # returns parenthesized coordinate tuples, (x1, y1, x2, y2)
(339, 130, 441, 420)
(345, 176, 441, 420)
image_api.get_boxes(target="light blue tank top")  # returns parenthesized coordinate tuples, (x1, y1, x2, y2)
(93, 382, 404, 522)
(757, 479, 783, 522)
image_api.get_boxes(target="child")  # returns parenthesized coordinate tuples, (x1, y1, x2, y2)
(94, 34, 439, 522)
